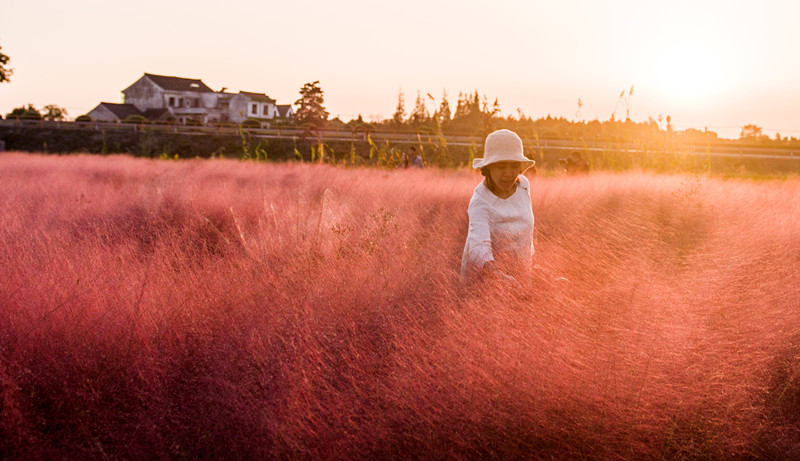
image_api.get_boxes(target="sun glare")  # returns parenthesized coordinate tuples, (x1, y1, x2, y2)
(650, 39, 727, 106)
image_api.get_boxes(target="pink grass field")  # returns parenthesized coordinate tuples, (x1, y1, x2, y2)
(1, 152, 799, 459)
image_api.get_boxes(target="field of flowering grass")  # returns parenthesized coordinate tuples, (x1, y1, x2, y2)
(1, 152, 799, 459)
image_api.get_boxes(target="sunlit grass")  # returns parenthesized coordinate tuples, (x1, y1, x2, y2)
(1, 152, 799, 459)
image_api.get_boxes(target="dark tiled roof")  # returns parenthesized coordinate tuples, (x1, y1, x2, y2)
(277, 104, 293, 117)
(240, 91, 276, 103)
(144, 73, 214, 92)
(97, 103, 143, 119)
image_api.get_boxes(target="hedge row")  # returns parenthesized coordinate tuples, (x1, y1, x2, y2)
(2, 125, 799, 175)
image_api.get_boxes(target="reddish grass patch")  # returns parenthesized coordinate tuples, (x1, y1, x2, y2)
(1, 152, 799, 459)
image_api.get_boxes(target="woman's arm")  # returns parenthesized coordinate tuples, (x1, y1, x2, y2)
(465, 198, 494, 269)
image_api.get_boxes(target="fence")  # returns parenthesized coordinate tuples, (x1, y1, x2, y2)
(1, 118, 799, 163)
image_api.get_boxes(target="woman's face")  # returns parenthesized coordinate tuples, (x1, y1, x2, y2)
(487, 161, 522, 196)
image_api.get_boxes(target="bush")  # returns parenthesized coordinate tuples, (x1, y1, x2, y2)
(349, 121, 375, 134)
(21, 110, 42, 120)
(124, 115, 147, 124)
(210, 121, 237, 129)
(241, 118, 262, 129)
(75, 115, 92, 122)
(6, 105, 40, 120)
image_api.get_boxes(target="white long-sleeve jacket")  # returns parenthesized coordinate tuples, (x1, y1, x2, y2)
(460, 175, 534, 284)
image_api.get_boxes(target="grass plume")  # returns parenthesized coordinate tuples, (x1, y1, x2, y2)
(1, 152, 799, 459)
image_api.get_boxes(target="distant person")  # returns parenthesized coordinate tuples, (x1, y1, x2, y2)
(562, 151, 589, 174)
(407, 146, 424, 168)
(461, 129, 535, 289)
(398, 150, 410, 168)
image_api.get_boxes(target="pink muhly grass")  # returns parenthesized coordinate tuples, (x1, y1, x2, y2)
(1, 152, 799, 459)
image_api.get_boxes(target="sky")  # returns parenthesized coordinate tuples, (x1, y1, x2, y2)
(1, 0, 799, 139)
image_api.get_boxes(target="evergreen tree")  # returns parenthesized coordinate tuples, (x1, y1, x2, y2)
(438, 89, 451, 122)
(294, 81, 329, 127)
(453, 92, 468, 119)
(393, 88, 405, 125)
(409, 90, 429, 125)
(471, 91, 481, 115)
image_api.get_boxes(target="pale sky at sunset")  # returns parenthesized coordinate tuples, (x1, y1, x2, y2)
(2, 0, 799, 139)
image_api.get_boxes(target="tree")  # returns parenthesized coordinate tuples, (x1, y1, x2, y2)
(392, 88, 405, 125)
(42, 105, 68, 121)
(0, 44, 12, 84)
(451, 90, 484, 131)
(438, 89, 451, 122)
(470, 91, 481, 116)
(294, 81, 329, 127)
(453, 92, 469, 119)
(409, 90, 429, 125)
(6, 104, 41, 120)
(740, 124, 762, 140)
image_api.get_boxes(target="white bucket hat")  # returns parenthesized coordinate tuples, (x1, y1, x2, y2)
(472, 129, 535, 171)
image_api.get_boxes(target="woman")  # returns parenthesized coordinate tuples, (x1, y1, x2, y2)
(461, 129, 536, 288)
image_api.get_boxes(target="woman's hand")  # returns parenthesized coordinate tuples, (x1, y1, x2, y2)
(483, 261, 525, 291)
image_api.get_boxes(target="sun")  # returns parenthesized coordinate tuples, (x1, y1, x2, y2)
(649, 39, 727, 106)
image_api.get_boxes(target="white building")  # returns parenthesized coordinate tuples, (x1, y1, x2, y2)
(86, 73, 293, 125)
(229, 91, 279, 124)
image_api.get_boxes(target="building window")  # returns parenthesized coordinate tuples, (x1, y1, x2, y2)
(168, 96, 175, 107)
(263, 105, 269, 116)
(251, 104, 258, 115)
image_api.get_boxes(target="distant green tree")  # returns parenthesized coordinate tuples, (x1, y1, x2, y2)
(453, 92, 468, 119)
(453, 91, 481, 120)
(740, 124, 762, 140)
(42, 104, 68, 121)
(294, 81, 329, 128)
(409, 90, 429, 125)
(6, 106, 25, 119)
(438, 89, 451, 122)
(0, 44, 12, 83)
(449, 90, 485, 132)
(482, 97, 502, 133)
(392, 88, 405, 125)
(7, 104, 41, 120)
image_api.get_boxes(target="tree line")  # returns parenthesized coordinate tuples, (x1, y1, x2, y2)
(302, 85, 800, 148)
(1, 41, 796, 148)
